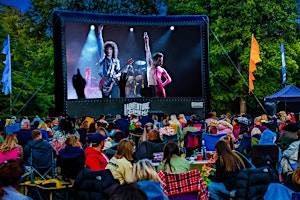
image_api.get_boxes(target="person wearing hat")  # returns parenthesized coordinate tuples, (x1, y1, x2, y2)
(84, 133, 109, 170)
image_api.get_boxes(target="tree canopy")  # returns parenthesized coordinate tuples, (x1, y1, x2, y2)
(0, 0, 299, 118)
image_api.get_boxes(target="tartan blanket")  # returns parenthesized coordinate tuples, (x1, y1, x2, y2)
(158, 170, 209, 200)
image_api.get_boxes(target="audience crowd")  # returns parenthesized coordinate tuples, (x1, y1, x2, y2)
(0, 111, 300, 199)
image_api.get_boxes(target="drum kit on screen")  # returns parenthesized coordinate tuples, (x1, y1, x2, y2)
(124, 60, 146, 98)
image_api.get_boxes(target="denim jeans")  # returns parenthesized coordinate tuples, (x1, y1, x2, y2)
(208, 182, 232, 200)
(102, 84, 120, 98)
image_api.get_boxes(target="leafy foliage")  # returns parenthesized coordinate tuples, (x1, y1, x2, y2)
(0, 0, 299, 119)
(166, 0, 300, 115)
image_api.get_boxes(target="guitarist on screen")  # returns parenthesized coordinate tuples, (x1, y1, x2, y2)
(97, 25, 122, 98)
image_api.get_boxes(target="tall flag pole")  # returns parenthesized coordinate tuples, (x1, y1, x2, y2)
(280, 42, 286, 84)
(249, 34, 262, 93)
(2, 35, 12, 95)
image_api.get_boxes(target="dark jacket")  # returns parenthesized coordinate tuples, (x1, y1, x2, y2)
(57, 146, 85, 179)
(208, 158, 244, 191)
(135, 141, 165, 160)
(235, 166, 279, 200)
(24, 139, 54, 167)
(284, 173, 300, 192)
(73, 168, 120, 200)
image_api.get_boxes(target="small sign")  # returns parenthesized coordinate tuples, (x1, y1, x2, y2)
(191, 102, 203, 108)
(123, 102, 150, 116)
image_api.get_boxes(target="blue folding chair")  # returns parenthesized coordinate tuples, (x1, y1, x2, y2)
(202, 133, 227, 151)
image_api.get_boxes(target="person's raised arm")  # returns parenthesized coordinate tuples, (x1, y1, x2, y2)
(144, 32, 152, 67)
(97, 25, 105, 61)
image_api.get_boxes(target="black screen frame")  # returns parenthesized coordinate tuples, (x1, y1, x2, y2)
(53, 11, 210, 117)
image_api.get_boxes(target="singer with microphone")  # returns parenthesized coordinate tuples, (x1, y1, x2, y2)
(144, 32, 172, 98)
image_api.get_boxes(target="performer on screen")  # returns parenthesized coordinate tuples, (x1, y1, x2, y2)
(143, 32, 172, 98)
(97, 25, 121, 98)
(84, 67, 102, 99)
(97, 25, 134, 98)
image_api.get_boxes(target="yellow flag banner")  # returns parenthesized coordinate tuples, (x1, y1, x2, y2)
(249, 34, 262, 93)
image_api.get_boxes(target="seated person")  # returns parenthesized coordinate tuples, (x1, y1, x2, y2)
(279, 121, 299, 151)
(247, 116, 267, 136)
(0, 159, 32, 200)
(217, 120, 236, 142)
(138, 123, 155, 147)
(212, 134, 254, 169)
(135, 130, 164, 161)
(133, 159, 168, 200)
(264, 160, 300, 200)
(133, 122, 144, 135)
(181, 120, 198, 141)
(157, 141, 190, 173)
(159, 119, 175, 141)
(252, 129, 282, 174)
(84, 133, 109, 170)
(148, 129, 163, 143)
(57, 135, 85, 180)
(105, 131, 126, 159)
(0, 134, 23, 163)
(106, 139, 135, 184)
(281, 133, 300, 176)
(232, 118, 241, 141)
(205, 140, 245, 200)
(168, 115, 182, 139)
(284, 159, 300, 192)
(74, 167, 120, 200)
(23, 129, 54, 166)
(251, 127, 262, 146)
(108, 183, 147, 200)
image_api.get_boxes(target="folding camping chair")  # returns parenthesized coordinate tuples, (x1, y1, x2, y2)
(184, 131, 202, 157)
(158, 170, 209, 200)
(27, 148, 56, 183)
(202, 133, 227, 151)
(251, 144, 280, 171)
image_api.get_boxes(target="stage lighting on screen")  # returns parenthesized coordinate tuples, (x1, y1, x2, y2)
(53, 12, 210, 118)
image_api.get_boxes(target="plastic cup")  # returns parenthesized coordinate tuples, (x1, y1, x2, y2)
(197, 154, 203, 160)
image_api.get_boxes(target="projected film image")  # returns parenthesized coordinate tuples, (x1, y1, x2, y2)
(65, 21, 203, 100)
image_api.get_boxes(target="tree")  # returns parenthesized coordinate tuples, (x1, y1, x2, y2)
(0, 0, 162, 118)
(0, 4, 55, 118)
(165, 0, 300, 115)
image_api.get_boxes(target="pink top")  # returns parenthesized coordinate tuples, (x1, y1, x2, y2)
(0, 148, 20, 163)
